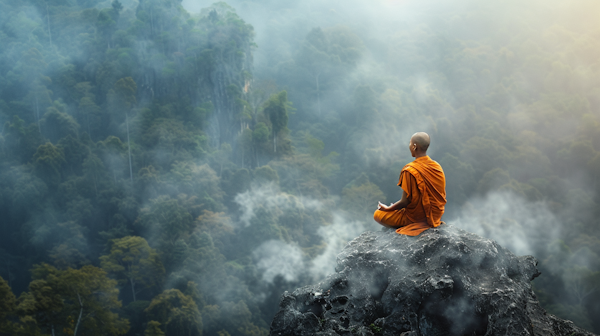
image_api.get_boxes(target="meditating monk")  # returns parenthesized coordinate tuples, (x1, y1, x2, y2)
(374, 132, 447, 236)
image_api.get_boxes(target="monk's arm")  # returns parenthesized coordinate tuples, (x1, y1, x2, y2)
(378, 189, 410, 211)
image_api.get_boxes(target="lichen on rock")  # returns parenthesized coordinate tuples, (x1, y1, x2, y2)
(269, 224, 597, 336)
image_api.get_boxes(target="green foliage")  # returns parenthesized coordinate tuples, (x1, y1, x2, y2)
(440, 154, 475, 207)
(41, 104, 80, 143)
(59, 265, 129, 335)
(109, 77, 137, 111)
(342, 174, 385, 219)
(33, 142, 66, 187)
(253, 165, 279, 184)
(145, 320, 165, 336)
(253, 122, 270, 144)
(47, 220, 90, 269)
(145, 288, 202, 336)
(196, 211, 234, 255)
(264, 91, 290, 153)
(369, 323, 382, 334)
(17, 263, 129, 336)
(3, 115, 44, 163)
(7, 166, 48, 216)
(100, 236, 165, 301)
(58, 135, 89, 177)
(219, 300, 268, 336)
(137, 196, 195, 252)
(167, 162, 224, 208)
(0, 276, 16, 333)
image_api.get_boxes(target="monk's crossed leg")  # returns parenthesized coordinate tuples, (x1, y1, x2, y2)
(373, 209, 408, 228)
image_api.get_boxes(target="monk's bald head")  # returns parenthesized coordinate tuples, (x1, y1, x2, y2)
(410, 132, 430, 152)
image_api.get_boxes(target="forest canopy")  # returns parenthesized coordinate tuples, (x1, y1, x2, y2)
(1, 0, 600, 335)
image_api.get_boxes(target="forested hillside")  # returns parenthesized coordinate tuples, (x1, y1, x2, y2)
(0, 0, 599, 335)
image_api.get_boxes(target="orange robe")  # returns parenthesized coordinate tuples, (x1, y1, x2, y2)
(373, 156, 447, 236)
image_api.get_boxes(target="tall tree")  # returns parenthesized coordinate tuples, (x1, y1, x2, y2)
(144, 288, 202, 336)
(33, 142, 66, 187)
(100, 236, 165, 302)
(0, 276, 16, 334)
(263, 91, 290, 153)
(20, 263, 130, 336)
(40, 103, 80, 144)
(108, 77, 137, 183)
(16, 278, 63, 336)
(144, 321, 165, 336)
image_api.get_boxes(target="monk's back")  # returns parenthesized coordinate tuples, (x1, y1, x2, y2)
(373, 132, 447, 236)
(402, 156, 446, 227)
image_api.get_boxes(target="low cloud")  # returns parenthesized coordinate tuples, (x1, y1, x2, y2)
(310, 212, 368, 281)
(454, 191, 561, 256)
(234, 182, 322, 227)
(253, 240, 305, 283)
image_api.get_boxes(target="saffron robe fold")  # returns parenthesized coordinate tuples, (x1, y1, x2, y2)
(373, 155, 447, 236)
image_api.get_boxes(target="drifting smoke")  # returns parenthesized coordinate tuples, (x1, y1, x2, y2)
(309, 212, 368, 280)
(253, 240, 304, 283)
(453, 191, 561, 256)
(234, 182, 322, 228)
(238, 183, 370, 283)
(250, 212, 369, 284)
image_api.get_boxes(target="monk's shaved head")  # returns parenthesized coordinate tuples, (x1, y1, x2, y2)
(411, 132, 430, 152)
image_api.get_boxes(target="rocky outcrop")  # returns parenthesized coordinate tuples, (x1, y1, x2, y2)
(270, 225, 596, 336)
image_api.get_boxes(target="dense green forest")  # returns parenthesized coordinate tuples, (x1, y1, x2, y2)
(1, 0, 600, 335)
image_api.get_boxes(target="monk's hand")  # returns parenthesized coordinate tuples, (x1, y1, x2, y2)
(378, 201, 392, 211)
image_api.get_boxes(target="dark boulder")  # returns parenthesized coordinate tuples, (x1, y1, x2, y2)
(270, 224, 596, 336)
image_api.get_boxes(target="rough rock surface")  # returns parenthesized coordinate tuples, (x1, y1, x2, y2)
(270, 225, 597, 336)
